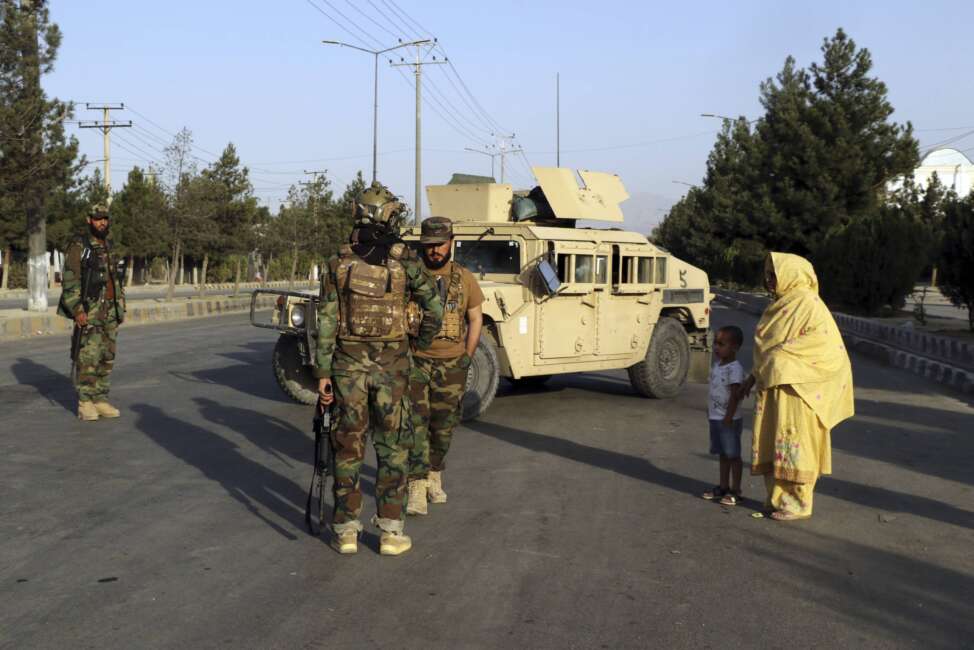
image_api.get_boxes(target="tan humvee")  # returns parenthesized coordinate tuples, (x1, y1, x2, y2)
(403, 167, 713, 418)
(251, 167, 713, 421)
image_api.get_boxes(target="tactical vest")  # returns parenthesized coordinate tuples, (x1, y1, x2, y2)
(58, 235, 120, 319)
(434, 261, 466, 343)
(335, 243, 409, 341)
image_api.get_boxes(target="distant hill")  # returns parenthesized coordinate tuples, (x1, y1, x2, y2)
(577, 191, 676, 235)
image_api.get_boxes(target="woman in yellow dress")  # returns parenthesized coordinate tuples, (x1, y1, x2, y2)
(742, 252, 854, 521)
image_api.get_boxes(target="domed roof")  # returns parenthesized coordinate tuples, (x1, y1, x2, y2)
(919, 148, 973, 167)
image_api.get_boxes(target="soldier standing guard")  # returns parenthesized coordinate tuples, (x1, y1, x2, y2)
(314, 182, 443, 556)
(406, 217, 484, 515)
(57, 205, 126, 421)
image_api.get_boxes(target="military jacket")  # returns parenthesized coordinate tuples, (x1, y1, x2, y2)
(58, 233, 126, 322)
(314, 243, 443, 378)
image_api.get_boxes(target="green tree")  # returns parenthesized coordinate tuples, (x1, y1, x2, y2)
(938, 193, 974, 331)
(201, 142, 256, 295)
(654, 28, 921, 305)
(0, 0, 80, 305)
(111, 167, 168, 285)
(816, 181, 933, 315)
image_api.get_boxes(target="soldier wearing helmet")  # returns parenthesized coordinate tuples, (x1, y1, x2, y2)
(314, 181, 443, 556)
(57, 204, 127, 421)
(405, 216, 484, 516)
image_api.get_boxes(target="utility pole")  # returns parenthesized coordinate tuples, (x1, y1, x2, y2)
(392, 41, 446, 224)
(322, 39, 429, 184)
(79, 103, 131, 201)
(556, 73, 560, 167)
(493, 134, 523, 184)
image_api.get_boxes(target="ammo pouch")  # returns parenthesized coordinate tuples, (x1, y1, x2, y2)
(345, 262, 393, 337)
(435, 263, 465, 343)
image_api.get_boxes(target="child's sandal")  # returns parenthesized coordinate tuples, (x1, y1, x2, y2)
(719, 491, 740, 506)
(701, 486, 727, 500)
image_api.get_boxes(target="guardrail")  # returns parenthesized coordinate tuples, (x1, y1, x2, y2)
(713, 288, 974, 395)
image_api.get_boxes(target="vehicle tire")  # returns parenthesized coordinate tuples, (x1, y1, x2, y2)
(272, 334, 318, 405)
(507, 374, 552, 389)
(462, 336, 500, 421)
(628, 317, 690, 398)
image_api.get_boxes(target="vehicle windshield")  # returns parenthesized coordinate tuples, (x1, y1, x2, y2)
(454, 240, 521, 275)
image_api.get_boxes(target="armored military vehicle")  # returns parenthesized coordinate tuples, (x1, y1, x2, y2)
(251, 167, 713, 420)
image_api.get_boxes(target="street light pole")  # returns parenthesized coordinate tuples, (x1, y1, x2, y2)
(465, 145, 500, 180)
(322, 38, 429, 184)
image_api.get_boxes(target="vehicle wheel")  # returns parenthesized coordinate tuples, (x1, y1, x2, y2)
(628, 317, 690, 398)
(272, 334, 318, 405)
(507, 374, 552, 389)
(462, 336, 500, 421)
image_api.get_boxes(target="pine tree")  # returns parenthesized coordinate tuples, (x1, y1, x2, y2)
(0, 0, 80, 306)
(201, 143, 255, 295)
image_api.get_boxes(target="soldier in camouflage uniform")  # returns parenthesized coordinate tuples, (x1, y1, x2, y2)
(57, 205, 126, 421)
(315, 182, 443, 556)
(406, 217, 484, 515)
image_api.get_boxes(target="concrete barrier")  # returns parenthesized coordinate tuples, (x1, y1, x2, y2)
(713, 288, 974, 395)
(0, 294, 280, 342)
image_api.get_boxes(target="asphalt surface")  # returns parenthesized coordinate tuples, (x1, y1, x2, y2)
(1, 306, 972, 649)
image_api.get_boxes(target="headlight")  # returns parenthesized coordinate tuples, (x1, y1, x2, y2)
(290, 305, 305, 327)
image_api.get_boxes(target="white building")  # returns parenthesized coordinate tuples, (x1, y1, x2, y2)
(906, 147, 974, 196)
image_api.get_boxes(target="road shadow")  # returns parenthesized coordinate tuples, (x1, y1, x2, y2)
(817, 476, 973, 530)
(131, 403, 307, 540)
(744, 529, 974, 648)
(828, 399, 974, 488)
(194, 397, 308, 467)
(465, 419, 708, 496)
(191, 396, 378, 501)
(168, 340, 288, 403)
(8, 357, 75, 414)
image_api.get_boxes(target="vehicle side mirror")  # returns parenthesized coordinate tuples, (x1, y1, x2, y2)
(537, 259, 561, 296)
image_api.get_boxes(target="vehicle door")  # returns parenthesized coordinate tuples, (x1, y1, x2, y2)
(537, 241, 597, 361)
(597, 244, 661, 357)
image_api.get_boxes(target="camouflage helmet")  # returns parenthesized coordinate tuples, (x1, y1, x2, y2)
(88, 204, 110, 220)
(354, 181, 404, 228)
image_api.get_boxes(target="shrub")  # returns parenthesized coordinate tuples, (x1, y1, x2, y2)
(816, 205, 932, 316)
(938, 195, 974, 331)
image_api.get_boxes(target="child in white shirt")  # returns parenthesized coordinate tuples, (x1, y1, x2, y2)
(702, 325, 745, 505)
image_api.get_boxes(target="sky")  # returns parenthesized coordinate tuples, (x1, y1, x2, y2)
(45, 0, 974, 228)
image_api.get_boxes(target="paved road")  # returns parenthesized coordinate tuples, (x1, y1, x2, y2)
(1, 306, 972, 648)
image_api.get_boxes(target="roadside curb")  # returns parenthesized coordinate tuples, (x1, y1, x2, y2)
(713, 288, 974, 396)
(0, 294, 279, 342)
(0, 280, 314, 300)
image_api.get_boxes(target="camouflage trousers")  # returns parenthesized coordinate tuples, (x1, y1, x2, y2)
(74, 303, 120, 402)
(330, 340, 411, 534)
(407, 354, 467, 480)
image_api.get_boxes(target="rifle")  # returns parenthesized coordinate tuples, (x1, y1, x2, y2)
(69, 323, 87, 383)
(69, 245, 94, 384)
(304, 401, 334, 535)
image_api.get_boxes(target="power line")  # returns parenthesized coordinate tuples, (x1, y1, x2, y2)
(366, 0, 411, 39)
(383, 0, 433, 38)
(344, 0, 399, 41)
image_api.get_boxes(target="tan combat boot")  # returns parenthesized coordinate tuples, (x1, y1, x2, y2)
(77, 401, 99, 421)
(93, 401, 120, 418)
(406, 479, 428, 516)
(330, 529, 359, 555)
(379, 531, 412, 556)
(427, 470, 447, 504)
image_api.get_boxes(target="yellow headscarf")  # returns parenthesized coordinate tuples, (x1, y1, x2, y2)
(753, 252, 854, 429)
